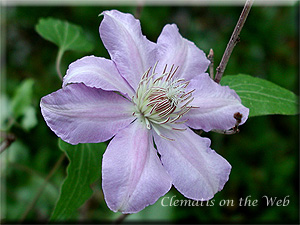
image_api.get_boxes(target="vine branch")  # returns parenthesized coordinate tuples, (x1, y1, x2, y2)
(19, 153, 66, 223)
(0, 131, 16, 154)
(214, 0, 254, 83)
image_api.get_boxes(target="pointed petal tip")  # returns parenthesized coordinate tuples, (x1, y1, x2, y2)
(40, 84, 133, 145)
(185, 73, 249, 131)
(153, 126, 232, 201)
(102, 121, 172, 214)
(63, 55, 135, 97)
(157, 24, 210, 80)
(99, 9, 156, 91)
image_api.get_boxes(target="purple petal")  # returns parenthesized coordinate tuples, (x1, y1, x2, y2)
(40, 83, 134, 145)
(63, 56, 135, 98)
(100, 10, 156, 91)
(102, 121, 172, 213)
(153, 126, 231, 201)
(156, 24, 210, 80)
(185, 73, 249, 132)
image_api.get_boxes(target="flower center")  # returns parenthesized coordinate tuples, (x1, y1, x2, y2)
(132, 63, 195, 139)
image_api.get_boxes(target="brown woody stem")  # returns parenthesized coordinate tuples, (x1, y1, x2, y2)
(214, 0, 254, 83)
(0, 131, 16, 154)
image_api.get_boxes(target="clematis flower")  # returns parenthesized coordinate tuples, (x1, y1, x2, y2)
(40, 10, 249, 214)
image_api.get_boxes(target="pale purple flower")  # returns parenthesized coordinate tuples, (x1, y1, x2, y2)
(40, 10, 249, 214)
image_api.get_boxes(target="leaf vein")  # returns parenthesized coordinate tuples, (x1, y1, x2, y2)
(237, 90, 296, 103)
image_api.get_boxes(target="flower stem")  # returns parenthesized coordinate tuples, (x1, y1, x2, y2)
(214, 0, 254, 84)
(113, 214, 129, 224)
(55, 49, 65, 81)
(19, 153, 66, 223)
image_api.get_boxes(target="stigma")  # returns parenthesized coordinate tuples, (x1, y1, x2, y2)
(132, 62, 195, 140)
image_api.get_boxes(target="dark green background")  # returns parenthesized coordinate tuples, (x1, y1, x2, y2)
(2, 4, 299, 223)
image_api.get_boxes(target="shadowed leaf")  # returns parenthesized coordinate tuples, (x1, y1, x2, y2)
(50, 139, 106, 221)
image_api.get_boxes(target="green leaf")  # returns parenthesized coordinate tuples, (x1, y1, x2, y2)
(221, 74, 298, 117)
(50, 139, 106, 221)
(35, 18, 94, 52)
(11, 79, 35, 118)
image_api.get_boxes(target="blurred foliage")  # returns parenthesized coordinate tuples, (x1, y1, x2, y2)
(1, 4, 299, 224)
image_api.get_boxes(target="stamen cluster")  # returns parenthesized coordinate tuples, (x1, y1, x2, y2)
(132, 63, 195, 139)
